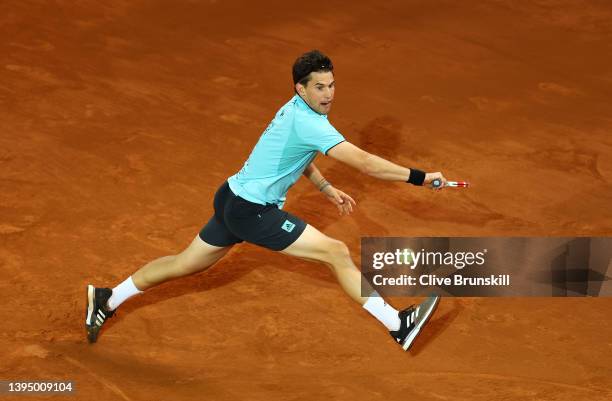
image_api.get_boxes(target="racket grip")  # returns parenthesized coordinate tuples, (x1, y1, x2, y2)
(431, 179, 442, 188)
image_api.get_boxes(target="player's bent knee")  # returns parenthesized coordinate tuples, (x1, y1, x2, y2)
(325, 239, 351, 264)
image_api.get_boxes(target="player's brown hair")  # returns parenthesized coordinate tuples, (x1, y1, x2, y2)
(292, 50, 334, 86)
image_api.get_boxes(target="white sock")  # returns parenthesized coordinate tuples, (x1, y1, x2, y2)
(107, 276, 142, 310)
(363, 293, 401, 331)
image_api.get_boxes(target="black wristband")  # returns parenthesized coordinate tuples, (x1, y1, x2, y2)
(407, 168, 426, 186)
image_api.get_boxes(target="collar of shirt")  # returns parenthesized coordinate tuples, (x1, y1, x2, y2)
(293, 94, 329, 119)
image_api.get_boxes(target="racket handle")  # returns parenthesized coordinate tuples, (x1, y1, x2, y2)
(431, 179, 470, 188)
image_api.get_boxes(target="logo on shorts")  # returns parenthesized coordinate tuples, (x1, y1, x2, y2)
(281, 220, 296, 233)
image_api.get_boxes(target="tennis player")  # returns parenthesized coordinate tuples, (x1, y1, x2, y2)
(86, 50, 446, 351)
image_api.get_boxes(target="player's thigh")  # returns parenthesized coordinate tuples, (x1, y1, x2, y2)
(176, 234, 232, 270)
(281, 224, 347, 263)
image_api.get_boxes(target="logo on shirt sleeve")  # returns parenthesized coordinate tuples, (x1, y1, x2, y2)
(281, 220, 296, 233)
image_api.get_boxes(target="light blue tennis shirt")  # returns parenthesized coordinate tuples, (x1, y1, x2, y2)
(227, 94, 345, 208)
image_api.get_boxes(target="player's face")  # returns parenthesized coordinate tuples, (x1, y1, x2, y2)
(296, 71, 335, 115)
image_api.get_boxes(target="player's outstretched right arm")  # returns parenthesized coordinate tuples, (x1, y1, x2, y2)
(327, 141, 446, 187)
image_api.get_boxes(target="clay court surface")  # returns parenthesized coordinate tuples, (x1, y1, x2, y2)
(1, 1, 612, 400)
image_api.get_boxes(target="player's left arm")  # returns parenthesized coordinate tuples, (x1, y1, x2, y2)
(302, 162, 327, 190)
(303, 162, 356, 216)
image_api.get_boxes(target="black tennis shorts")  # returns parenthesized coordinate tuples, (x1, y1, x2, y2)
(199, 181, 307, 251)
